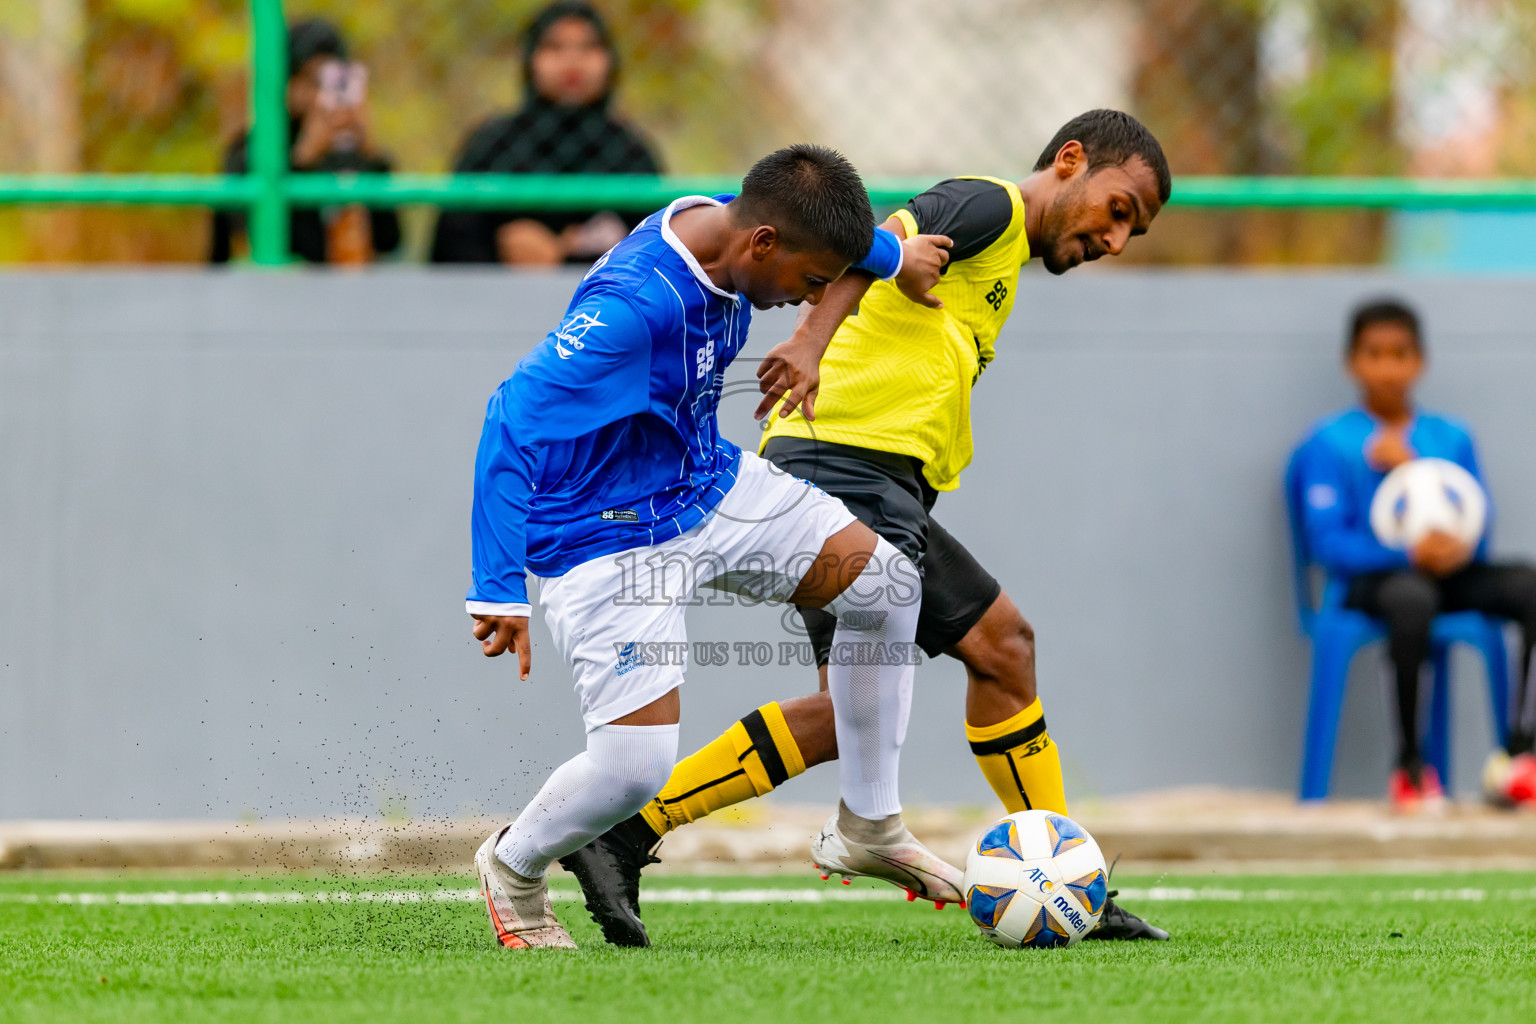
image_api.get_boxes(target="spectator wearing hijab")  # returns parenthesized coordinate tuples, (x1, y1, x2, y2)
(210, 18, 401, 264)
(430, 1, 662, 265)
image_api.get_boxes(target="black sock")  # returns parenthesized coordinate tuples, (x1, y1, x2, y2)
(1393, 662, 1422, 770)
(1511, 640, 1536, 757)
(613, 813, 662, 851)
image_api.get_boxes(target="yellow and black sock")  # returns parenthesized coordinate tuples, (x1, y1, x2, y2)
(966, 697, 1068, 815)
(638, 702, 807, 837)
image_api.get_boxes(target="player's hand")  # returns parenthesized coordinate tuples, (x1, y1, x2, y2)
(755, 336, 821, 421)
(291, 106, 344, 168)
(1367, 430, 1415, 472)
(894, 234, 952, 309)
(1410, 530, 1472, 577)
(472, 615, 532, 679)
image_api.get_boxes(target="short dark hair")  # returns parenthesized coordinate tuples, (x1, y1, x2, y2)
(1348, 298, 1423, 354)
(287, 18, 348, 78)
(1033, 109, 1172, 205)
(734, 145, 874, 266)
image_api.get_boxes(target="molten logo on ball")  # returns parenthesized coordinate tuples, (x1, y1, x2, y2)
(962, 811, 1108, 949)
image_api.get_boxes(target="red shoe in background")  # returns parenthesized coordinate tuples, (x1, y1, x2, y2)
(1389, 766, 1422, 814)
(1390, 762, 1446, 815)
(1482, 751, 1536, 807)
(1507, 753, 1536, 804)
(1416, 764, 1448, 815)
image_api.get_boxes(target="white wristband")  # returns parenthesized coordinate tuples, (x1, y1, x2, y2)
(466, 600, 531, 618)
(884, 238, 904, 281)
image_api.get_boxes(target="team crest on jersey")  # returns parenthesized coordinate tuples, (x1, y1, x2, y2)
(554, 311, 607, 359)
(614, 642, 644, 677)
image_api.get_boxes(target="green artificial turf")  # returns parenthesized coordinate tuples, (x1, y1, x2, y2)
(2, 871, 1534, 1023)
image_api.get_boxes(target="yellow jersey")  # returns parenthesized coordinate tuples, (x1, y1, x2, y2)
(761, 176, 1030, 491)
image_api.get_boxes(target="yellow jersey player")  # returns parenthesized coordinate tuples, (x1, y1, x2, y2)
(563, 110, 1172, 945)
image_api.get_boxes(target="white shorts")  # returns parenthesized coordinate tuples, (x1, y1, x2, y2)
(534, 451, 857, 730)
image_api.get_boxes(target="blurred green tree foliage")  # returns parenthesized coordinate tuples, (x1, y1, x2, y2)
(4, 0, 1536, 263)
(1, 0, 770, 259)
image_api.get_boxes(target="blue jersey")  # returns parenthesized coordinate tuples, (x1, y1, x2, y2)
(1295, 407, 1490, 580)
(467, 195, 903, 613)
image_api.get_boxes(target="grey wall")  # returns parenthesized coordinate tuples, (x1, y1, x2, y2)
(3, 269, 1533, 820)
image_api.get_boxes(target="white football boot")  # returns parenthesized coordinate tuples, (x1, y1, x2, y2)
(475, 826, 577, 950)
(810, 801, 966, 908)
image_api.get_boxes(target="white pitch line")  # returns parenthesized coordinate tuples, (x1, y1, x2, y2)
(0, 887, 899, 906)
(1112, 886, 1536, 903)
(2, 886, 1535, 906)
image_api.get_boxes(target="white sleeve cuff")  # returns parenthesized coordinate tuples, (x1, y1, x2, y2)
(466, 600, 531, 618)
(883, 238, 904, 281)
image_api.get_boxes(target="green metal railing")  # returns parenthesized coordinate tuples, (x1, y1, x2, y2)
(6, 0, 1536, 266)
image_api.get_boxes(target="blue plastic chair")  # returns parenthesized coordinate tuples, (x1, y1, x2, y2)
(1283, 446, 1510, 800)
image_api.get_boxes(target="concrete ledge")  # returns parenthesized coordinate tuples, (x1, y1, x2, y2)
(4, 790, 1534, 873)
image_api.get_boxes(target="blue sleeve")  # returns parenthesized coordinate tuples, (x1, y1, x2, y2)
(1298, 438, 1410, 577)
(1457, 427, 1493, 560)
(467, 292, 654, 611)
(852, 226, 902, 280)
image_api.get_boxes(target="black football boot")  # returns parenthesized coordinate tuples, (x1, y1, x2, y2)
(1083, 890, 1170, 941)
(556, 814, 663, 947)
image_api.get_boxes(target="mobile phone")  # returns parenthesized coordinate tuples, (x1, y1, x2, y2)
(318, 60, 368, 109)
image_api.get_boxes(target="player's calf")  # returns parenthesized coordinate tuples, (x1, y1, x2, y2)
(790, 531, 959, 905)
(954, 593, 1068, 817)
(810, 531, 921, 823)
(485, 718, 678, 949)
(563, 700, 820, 946)
(955, 594, 1038, 719)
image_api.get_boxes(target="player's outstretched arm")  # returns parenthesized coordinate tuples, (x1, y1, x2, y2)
(755, 269, 871, 422)
(755, 217, 950, 421)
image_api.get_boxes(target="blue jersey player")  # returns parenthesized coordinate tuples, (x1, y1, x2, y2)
(467, 146, 963, 950)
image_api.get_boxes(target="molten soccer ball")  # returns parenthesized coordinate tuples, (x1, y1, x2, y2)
(1369, 457, 1487, 550)
(962, 810, 1107, 949)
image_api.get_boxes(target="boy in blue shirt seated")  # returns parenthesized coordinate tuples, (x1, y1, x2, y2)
(1295, 299, 1536, 811)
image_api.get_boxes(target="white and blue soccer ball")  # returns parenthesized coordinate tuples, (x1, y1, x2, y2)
(1369, 457, 1487, 550)
(962, 810, 1108, 949)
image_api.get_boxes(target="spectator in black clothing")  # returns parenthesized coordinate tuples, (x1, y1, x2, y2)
(210, 18, 400, 264)
(430, 1, 661, 265)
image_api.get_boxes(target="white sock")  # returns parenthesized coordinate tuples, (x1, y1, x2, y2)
(495, 722, 679, 878)
(825, 535, 920, 819)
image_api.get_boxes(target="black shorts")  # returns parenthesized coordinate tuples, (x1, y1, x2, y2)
(762, 436, 1001, 663)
